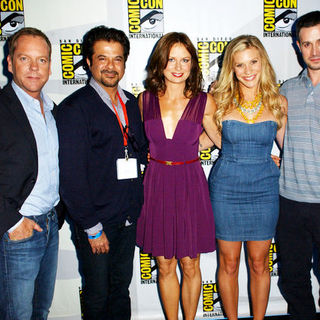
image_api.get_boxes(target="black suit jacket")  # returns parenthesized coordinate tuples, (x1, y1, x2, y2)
(0, 84, 64, 238)
(57, 85, 147, 230)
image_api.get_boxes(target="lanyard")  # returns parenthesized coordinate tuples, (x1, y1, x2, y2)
(111, 92, 130, 157)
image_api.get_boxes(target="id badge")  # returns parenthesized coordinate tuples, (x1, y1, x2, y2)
(116, 158, 138, 180)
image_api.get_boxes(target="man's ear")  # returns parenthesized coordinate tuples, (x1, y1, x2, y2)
(7, 55, 13, 74)
(296, 40, 301, 52)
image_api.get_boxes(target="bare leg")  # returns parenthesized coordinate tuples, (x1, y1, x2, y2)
(217, 240, 242, 320)
(156, 256, 179, 320)
(180, 255, 201, 320)
(247, 240, 272, 320)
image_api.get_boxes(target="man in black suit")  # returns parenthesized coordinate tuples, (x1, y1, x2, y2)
(57, 26, 147, 319)
(0, 28, 60, 319)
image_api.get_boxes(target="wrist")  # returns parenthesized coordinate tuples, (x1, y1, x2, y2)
(88, 230, 103, 239)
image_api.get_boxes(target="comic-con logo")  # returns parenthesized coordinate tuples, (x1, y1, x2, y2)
(60, 40, 87, 85)
(263, 0, 297, 37)
(140, 251, 157, 284)
(0, 0, 24, 41)
(131, 83, 144, 98)
(202, 281, 223, 317)
(269, 242, 278, 277)
(197, 38, 231, 90)
(200, 147, 219, 167)
(127, 0, 164, 39)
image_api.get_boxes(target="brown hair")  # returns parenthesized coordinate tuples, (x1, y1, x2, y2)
(145, 32, 202, 98)
(8, 27, 52, 58)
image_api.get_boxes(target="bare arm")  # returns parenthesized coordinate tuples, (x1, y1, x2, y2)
(202, 93, 221, 149)
(276, 95, 288, 149)
(138, 92, 144, 121)
(199, 130, 214, 151)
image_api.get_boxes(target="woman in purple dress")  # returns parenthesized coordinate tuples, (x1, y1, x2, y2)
(136, 32, 221, 320)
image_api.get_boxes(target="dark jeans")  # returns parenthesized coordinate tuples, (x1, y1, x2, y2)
(276, 196, 320, 320)
(75, 220, 137, 320)
(0, 210, 59, 320)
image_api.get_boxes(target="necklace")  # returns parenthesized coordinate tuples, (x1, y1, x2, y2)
(234, 92, 264, 124)
(237, 103, 264, 124)
(233, 92, 263, 114)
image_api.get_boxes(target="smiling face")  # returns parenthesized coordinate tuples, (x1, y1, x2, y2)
(297, 24, 320, 72)
(232, 47, 262, 92)
(87, 40, 125, 92)
(163, 43, 192, 85)
(7, 35, 51, 100)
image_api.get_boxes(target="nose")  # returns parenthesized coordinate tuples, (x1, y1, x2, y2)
(313, 43, 320, 56)
(29, 59, 39, 71)
(105, 58, 114, 70)
(244, 64, 251, 75)
(175, 61, 182, 71)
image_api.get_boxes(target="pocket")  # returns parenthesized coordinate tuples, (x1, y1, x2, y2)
(5, 230, 34, 243)
(269, 159, 280, 177)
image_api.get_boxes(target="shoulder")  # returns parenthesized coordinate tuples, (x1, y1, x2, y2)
(280, 72, 303, 93)
(0, 83, 17, 103)
(279, 94, 288, 114)
(59, 85, 96, 107)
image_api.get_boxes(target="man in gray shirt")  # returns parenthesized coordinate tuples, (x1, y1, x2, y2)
(277, 10, 320, 320)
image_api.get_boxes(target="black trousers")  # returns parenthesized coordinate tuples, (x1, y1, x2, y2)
(75, 221, 137, 320)
(276, 196, 320, 320)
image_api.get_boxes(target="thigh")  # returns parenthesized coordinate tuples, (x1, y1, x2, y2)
(0, 228, 47, 320)
(32, 212, 59, 319)
(276, 197, 313, 276)
(108, 223, 137, 286)
(75, 225, 111, 294)
(246, 240, 271, 261)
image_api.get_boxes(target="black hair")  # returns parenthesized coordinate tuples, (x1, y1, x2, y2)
(296, 11, 320, 42)
(82, 25, 130, 70)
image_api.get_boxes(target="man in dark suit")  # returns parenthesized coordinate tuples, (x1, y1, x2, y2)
(57, 26, 147, 319)
(0, 28, 60, 319)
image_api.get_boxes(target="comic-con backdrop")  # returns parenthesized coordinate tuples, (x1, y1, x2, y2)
(0, 0, 319, 319)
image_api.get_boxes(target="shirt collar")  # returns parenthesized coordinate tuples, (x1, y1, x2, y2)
(299, 68, 312, 87)
(11, 81, 54, 111)
(89, 77, 129, 105)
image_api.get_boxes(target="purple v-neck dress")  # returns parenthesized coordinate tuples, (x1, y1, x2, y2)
(136, 91, 216, 259)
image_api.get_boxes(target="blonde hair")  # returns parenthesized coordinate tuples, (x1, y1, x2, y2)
(212, 35, 284, 131)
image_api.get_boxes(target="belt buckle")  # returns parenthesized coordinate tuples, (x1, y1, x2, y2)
(165, 161, 173, 166)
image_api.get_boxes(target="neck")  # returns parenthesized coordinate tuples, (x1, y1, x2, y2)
(307, 68, 320, 87)
(104, 86, 118, 104)
(239, 86, 260, 101)
(163, 82, 186, 99)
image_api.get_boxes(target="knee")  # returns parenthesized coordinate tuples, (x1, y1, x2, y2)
(157, 261, 176, 279)
(249, 258, 269, 277)
(220, 256, 240, 276)
(180, 260, 200, 279)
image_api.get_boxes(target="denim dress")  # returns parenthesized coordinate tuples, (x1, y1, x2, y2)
(209, 120, 280, 241)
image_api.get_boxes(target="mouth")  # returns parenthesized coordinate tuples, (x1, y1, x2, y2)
(310, 56, 320, 62)
(243, 74, 256, 81)
(102, 71, 118, 77)
(172, 73, 183, 78)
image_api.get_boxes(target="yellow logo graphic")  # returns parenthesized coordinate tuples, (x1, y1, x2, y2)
(140, 251, 157, 284)
(127, 0, 164, 39)
(0, 0, 24, 40)
(263, 0, 297, 37)
(269, 242, 278, 276)
(197, 39, 230, 90)
(202, 282, 223, 316)
(60, 40, 87, 85)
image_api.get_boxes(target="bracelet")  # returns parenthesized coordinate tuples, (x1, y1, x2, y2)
(88, 230, 103, 239)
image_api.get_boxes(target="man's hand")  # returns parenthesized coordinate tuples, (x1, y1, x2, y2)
(88, 231, 109, 255)
(8, 217, 43, 240)
(271, 154, 281, 168)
